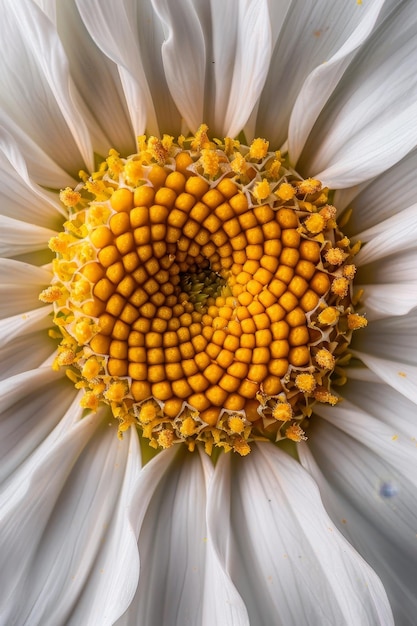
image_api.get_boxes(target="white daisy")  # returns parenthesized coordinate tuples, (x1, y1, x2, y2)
(1, 1, 416, 624)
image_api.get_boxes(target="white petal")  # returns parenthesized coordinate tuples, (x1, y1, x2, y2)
(344, 147, 417, 235)
(151, 0, 206, 133)
(0, 215, 57, 258)
(0, 330, 56, 380)
(340, 377, 417, 435)
(0, 414, 141, 626)
(0, 260, 52, 318)
(352, 309, 417, 367)
(357, 283, 417, 320)
(32, 0, 56, 21)
(256, 0, 385, 148)
(76, 0, 161, 136)
(129, 0, 182, 135)
(0, 367, 74, 486)
(353, 204, 417, 266)
(307, 392, 417, 623)
(0, 124, 68, 222)
(210, 0, 271, 138)
(205, 453, 251, 626)
(0, 411, 100, 620)
(303, 2, 417, 187)
(299, 442, 417, 626)
(342, 364, 382, 384)
(0, 0, 100, 174)
(352, 351, 417, 406)
(116, 447, 211, 625)
(218, 444, 393, 625)
(314, 400, 417, 484)
(289, 0, 385, 163)
(356, 249, 417, 286)
(55, 0, 136, 155)
(0, 306, 53, 347)
(66, 427, 142, 626)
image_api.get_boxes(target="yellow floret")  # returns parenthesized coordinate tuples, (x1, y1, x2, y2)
(59, 187, 81, 207)
(46, 128, 364, 456)
(249, 137, 269, 160)
(253, 179, 271, 202)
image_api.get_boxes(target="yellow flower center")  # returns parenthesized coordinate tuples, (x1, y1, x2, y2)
(41, 126, 367, 455)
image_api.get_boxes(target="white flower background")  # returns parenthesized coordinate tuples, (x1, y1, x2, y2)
(1, 0, 417, 624)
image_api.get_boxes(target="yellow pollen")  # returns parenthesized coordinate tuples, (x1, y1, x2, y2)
(200, 148, 220, 178)
(45, 127, 364, 455)
(39, 285, 63, 303)
(325, 247, 348, 265)
(82, 357, 102, 380)
(249, 137, 269, 160)
(147, 136, 168, 164)
(315, 348, 336, 370)
(347, 313, 368, 330)
(267, 154, 283, 179)
(295, 373, 316, 394)
(191, 124, 211, 150)
(230, 151, 247, 176)
(320, 205, 337, 221)
(317, 306, 340, 325)
(56, 349, 76, 366)
(331, 277, 350, 298)
(74, 319, 97, 344)
(180, 416, 198, 437)
(59, 187, 81, 207)
(139, 403, 158, 424)
(297, 178, 322, 195)
(105, 381, 128, 403)
(158, 429, 174, 448)
(124, 161, 144, 186)
(253, 178, 271, 201)
(314, 389, 339, 405)
(305, 213, 325, 234)
(233, 438, 251, 456)
(228, 415, 245, 434)
(272, 402, 292, 422)
(106, 149, 124, 175)
(49, 234, 71, 254)
(343, 264, 357, 280)
(276, 182, 295, 201)
(80, 392, 100, 411)
(84, 179, 111, 200)
(286, 424, 307, 442)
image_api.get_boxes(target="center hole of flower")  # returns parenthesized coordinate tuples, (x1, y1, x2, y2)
(41, 126, 367, 456)
(179, 265, 227, 313)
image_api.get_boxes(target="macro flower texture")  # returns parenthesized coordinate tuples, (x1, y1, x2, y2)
(1, 0, 417, 624)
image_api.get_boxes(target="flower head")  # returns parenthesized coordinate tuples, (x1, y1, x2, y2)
(1, 1, 417, 624)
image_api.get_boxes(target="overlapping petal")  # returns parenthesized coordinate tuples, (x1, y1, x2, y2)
(209, 0, 272, 139)
(301, 0, 417, 187)
(255, 0, 387, 149)
(301, 382, 417, 625)
(0, 368, 75, 486)
(50, 1, 136, 156)
(116, 448, 218, 625)
(76, 0, 175, 137)
(0, 1, 416, 624)
(0, 413, 141, 626)
(0, 0, 106, 175)
(0, 260, 51, 318)
(288, 0, 386, 164)
(207, 444, 393, 626)
(0, 125, 68, 224)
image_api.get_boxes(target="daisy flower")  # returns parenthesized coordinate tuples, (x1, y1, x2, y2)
(1, 0, 417, 624)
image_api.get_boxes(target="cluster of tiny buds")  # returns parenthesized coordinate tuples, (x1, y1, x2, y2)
(41, 126, 368, 455)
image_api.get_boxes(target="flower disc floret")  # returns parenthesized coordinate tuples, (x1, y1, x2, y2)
(41, 127, 367, 455)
